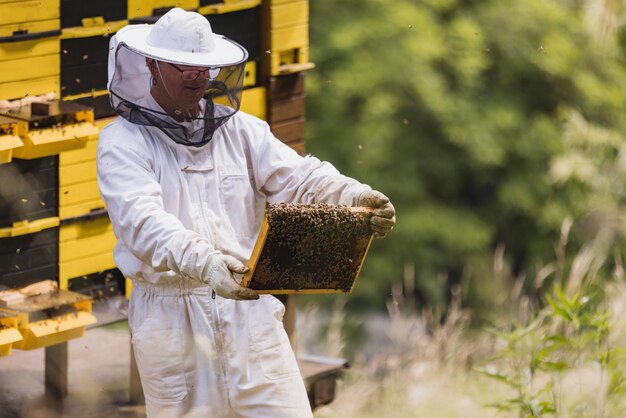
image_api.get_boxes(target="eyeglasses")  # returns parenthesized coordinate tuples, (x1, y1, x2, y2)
(168, 63, 212, 81)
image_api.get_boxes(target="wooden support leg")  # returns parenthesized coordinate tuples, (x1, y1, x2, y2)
(45, 342, 68, 399)
(129, 341, 145, 405)
(276, 294, 297, 350)
(285, 294, 297, 350)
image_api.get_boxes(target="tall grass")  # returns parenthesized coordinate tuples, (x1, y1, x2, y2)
(309, 220, 626, 418)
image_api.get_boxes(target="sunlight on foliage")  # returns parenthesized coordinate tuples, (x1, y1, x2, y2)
(309, 0, 626, 312)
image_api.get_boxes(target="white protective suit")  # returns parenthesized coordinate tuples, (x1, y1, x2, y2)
(97, 110, 372, 417)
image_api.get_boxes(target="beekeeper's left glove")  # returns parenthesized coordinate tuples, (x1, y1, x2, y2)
(355, 190, 396, 238)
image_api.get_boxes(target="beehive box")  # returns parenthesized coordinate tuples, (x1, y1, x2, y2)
(0, 308, 22, 356)
(242, 203, 374, 294)
(0, 100, 98, 159)
(6, 288, 96, 350)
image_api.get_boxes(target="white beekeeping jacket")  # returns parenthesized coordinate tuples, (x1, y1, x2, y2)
(97, 112, 371, 286)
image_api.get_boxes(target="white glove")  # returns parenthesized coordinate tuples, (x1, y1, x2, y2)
(355, 190, 396, 238)
(203, 254, 259, 300)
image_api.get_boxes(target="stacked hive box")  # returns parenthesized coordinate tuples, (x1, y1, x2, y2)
(0, 98, 98, 351)
(128, 0, 198, 19)
(58, 2, 130, 299)
(57, 118, 117, 296)
(0, 0, 62, 100)
(262, 0, 313, 155)
(59, 0, 126, 117)
(268, 72, 306, 154)
(0, 102, 98, 291)
(0, 150, 60, 290)
(262, 0, 312, 76)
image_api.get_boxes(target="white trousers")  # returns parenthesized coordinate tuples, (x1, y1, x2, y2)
(129, 282, 313, 418)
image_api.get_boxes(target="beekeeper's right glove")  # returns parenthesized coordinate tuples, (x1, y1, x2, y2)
(203, 253, 259, 300)
(354, 190, 396, 238)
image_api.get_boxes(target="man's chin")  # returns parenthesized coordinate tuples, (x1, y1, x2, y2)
(177, 98, 203, 113)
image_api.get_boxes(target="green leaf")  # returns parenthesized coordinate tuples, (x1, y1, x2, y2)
(474, 367, 521, 389)
(546, 294, 572, 321)
(536, 360, 569, 372)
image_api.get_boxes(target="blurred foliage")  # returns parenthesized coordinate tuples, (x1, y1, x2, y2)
(305, 0, 626, 316)
(476, 276, 626, 417)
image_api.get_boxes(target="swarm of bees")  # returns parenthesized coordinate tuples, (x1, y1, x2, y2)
(248, 203, 373, 293)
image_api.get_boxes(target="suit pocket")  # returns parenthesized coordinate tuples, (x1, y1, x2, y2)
(219, 165, 258, 238)
(248, 297, 300, 381)
(131, 297, 188, 402)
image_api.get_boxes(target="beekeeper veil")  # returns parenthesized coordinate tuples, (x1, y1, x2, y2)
(108, 8, 248, 147)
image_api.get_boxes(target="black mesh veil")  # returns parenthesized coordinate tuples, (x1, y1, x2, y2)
(108, 42, 248, 147)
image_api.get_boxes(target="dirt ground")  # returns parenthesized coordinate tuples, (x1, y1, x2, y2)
(0, 298, 145, 418)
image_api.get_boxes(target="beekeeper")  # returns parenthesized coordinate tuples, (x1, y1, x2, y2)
(97, 7, 395, 418)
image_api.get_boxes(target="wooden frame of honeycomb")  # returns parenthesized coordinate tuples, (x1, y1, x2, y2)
(242, 203, 374, 294)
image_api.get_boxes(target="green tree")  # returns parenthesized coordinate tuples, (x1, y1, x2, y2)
(306, 0, 626, 315)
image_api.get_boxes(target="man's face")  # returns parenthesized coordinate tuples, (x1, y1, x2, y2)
(154, 61, 210, 111)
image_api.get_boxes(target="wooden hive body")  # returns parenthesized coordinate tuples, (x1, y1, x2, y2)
(242, 203, 374, 294)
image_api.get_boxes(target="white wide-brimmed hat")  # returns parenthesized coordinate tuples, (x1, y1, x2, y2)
(114, 7, 247, 67)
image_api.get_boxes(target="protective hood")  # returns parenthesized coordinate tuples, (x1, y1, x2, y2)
(107, 8, 248, 147)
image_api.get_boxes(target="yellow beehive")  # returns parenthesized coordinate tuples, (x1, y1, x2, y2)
(127, 0, 199, 19)
(0, 0, 61, 100)
(0, 101, 98, 160)
(0, 308, 23, 356)
(0, 116, 24, 164)
(59, 216, 116, 290)
(263, 0, 314, 75)
(8, 288, 96, 350)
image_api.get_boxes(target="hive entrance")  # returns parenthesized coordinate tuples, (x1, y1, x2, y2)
(242, 203, 374, 294)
